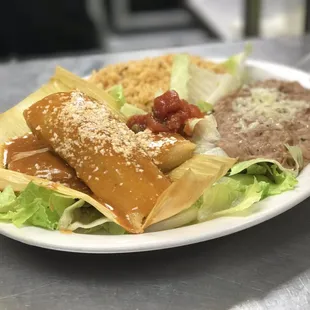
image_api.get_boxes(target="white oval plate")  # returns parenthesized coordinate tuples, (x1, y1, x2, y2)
(1, 59, 310, 253)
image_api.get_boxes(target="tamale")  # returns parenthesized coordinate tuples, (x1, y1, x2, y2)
(2, 133, 89, 193)
(136, 130, 196, 172)
(0, 66, 125, 146)
(23, 91, 171, 233)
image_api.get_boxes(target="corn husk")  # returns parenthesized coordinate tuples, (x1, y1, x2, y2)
(143, 155, 236, 228)
(169, 154, 237, 182)
(0, 66, 125, 144)
(53, 67, 125, 121)
(143, 169, 217, 228)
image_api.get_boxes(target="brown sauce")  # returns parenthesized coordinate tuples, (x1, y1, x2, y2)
(3, 133, 90, 193)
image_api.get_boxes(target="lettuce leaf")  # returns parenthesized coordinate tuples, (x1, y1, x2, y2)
(120, 103, 147, 118)
(170, 54, 190, 100)
(188, 115, 228, 156)
(0, 183, 82, 230)
(0, 186, 17, 213)
(188, 65, 240, 106)
(230, 158, 298, 178)
(19, 183, 76, 230)
(223, 43, 252, 80)
(196, 100, 213, 114)
(107, 85, 126, 108)
(197, 155, 297, 222)
(11, 183, 76, 229)
(188, 45, 251, 106)
(107, 84, 147, 118)
(230, 159, 298, 196)
(104, 222, 126, 235)
(57, 199, 86, 230)
(0, 183, 123, 233)
(198, 177, 266, 221)
(58, 201, 117, 232)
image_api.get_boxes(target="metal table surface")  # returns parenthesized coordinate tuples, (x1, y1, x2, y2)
(1, 37, 310, 310)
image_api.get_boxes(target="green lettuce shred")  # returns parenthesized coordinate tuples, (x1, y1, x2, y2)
(197, 158, 298, 222)
(0, 182, 125, 234)
(196, 100, 213, 114)
(120, 103, 147, 118)
(0, 183, 76, 229)
(223, 43, 252, 80)
(170, 54, 190, 100)
(107, 85, 126, 108)
(198, 178, 266, 222)
(107, 84, 147, 118)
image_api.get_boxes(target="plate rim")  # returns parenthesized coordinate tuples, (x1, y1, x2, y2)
(1, 58, 310, 254)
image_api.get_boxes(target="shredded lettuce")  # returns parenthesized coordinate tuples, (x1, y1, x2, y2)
(198, 178, 266, 221)
(188, 115, 228, 156)
(230, 158, 299, 178)
(58, 201, 121, 232)
(0, 183, 76, 229)
(104, 222, 126, 235)
(17, 184, 76, 230)
(150, 158, 285, 228)
(120, 103, 147, 118)
(67, 217, 110, 232)
(188, 65, 239, 106)
(188, 45, 251, 106)
(107, 85, 126, 108)
(230, 159, 298, 196)
(0, 182, 120, 233)
(196, 100, 213, 114)
(170, 54, 190, 100)
(0, 186, 17, 213)
(57, 199, 86, 230)
(197, 157, 298, 222)
(107, 84, 147, 118)
(223, 43, 252, 81)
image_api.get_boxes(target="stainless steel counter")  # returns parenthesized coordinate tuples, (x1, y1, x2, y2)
(1, 37, 310, 310)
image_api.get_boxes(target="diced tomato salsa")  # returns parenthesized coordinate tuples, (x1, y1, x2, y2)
(127, 90, 203, 134)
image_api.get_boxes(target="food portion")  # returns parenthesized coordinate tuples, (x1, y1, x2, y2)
(2, 133, 90, 193)
(23, 91, 171, 233)
(0, 66, 234, 234)
(214, 80, 310, 168)
(0, 47, 306, 236)
(127, 90, 203, 134)
(89, 54, 226, 110)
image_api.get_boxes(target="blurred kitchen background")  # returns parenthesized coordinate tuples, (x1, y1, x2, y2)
(0, 0, 309, 61)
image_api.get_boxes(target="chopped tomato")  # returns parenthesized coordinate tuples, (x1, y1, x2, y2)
(127, 90, 204, 135)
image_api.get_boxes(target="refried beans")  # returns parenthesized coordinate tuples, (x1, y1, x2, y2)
(214, 80, 310, 168)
